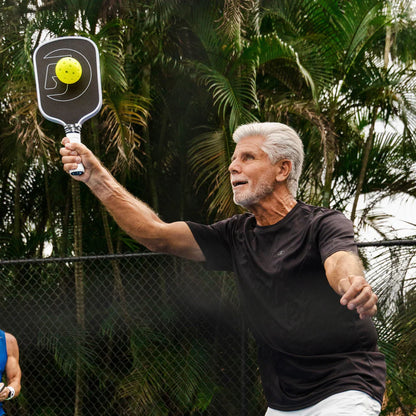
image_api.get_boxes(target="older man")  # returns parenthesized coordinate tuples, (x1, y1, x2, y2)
(60, 122, 385, 415)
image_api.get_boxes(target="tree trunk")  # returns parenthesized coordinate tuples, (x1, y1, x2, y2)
(61, 187, 71, 256)
(0, 168, 11, 230)
(90, 118, 132, 326)
(350, 108, 378, 223)
(321, 126, 337, 208)
(43, 164, 58, 256)
(13, 170, 22, 241)
(71, 180, 86, 416)
(141, 64, 159, 212)
(100, 205, 131, 326)
(351, 8, 393, 223)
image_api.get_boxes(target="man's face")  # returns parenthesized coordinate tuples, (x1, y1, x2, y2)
(229, 135, 278, 208)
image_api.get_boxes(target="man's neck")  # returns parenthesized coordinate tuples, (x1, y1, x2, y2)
(250, 193, 297, 226)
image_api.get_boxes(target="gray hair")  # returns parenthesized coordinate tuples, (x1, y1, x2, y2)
(232, 122, 304, 197)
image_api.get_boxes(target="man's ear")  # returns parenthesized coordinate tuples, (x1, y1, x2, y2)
(275, 159, 292, 182)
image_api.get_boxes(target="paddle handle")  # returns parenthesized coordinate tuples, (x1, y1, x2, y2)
(65, 124, 84, 176)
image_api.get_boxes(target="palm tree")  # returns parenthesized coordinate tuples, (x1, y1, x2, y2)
(366, 243, 416, 415)
(185, 0, 314, 219)
(257, 0, 416, 218)
(0, 3, 148, 415)
(2, 1, 416, 414)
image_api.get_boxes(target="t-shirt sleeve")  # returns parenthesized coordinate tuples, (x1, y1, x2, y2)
(186, 220, 234, 271)
(316, 210, 358, 263)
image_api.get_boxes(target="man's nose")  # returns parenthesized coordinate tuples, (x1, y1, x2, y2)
(228, 159, 240, 174)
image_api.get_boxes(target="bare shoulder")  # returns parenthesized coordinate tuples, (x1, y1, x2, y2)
(5, 333, 19, 354)
(5, 333, 17, 344)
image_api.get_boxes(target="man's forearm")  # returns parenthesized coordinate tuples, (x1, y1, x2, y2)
(86, 167, 165, 251)
(324, 250, 364, 295)
(61, 140, 203, 260)
(324, 251, 377, 319)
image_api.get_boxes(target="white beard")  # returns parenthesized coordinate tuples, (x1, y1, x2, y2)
(233, 181, 275, 208)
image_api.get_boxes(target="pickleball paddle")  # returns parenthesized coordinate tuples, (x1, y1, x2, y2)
(33, 36, 102, 175)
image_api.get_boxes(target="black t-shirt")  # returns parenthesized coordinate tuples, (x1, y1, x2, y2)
(186, 201, 386, 411)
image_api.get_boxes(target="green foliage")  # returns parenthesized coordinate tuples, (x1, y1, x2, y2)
(1, 0, 416, 414)
(367, 244, 416, 415)
(118, 326, 217, 415)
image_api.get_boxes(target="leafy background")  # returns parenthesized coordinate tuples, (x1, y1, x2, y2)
(0, 0, 415, 415)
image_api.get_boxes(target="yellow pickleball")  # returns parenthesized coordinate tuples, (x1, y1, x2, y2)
(55, 57, 82, 84)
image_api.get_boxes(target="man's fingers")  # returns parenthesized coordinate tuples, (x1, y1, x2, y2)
(61, 137, 89, 154)
(339, 276, 368, 301)
(61, 155, 82, 164)
(60, 148, 82, 173)
(346, 284, 374, 307)
(60, 138, 99, 182)
(339, 275, 378, 319)
(63, 162, 83, 173)
(358, 303, 377, 319)
(339, 276, 363, 305)
(338, 277, 351, 299)
(59, 147, 80, 157)
(357, 291, 378, 311)
(60, 138, 86, 162)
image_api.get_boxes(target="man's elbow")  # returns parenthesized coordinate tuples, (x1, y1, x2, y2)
(144, 239, 169, 253)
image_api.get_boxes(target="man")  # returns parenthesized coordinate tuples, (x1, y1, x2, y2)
(0, 330, 21, 415)
(60, 122, 386, 415)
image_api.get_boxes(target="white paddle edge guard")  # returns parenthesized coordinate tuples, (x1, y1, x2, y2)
(67, 132, 85, 175)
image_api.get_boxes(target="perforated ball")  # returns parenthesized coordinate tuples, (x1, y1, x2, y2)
(55, 57, 82, 84)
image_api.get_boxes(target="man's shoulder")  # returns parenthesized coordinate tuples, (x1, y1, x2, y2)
(185, 212, 254, 242)
(203, 212, 254, 230)
(296, 201, 347, 220)
(4, 333, 17, 345)
(293, 202, 353, 238)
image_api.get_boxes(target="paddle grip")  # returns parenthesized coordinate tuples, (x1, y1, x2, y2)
(65, 124, 84, 176)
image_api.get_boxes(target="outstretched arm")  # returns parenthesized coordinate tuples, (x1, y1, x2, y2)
(60, 138, 205, 261)
(324, 251, 378, 319)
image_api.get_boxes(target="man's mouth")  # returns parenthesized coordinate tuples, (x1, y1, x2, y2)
(232, 180, 248, 188)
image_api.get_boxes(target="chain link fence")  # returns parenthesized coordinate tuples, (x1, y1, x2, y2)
(0, 241, 415, 415)
(0, 253, 264, 416)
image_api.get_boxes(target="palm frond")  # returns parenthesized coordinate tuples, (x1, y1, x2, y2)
(6, 81, 56, 159)
(118, 325, 216, 414)
(95, 21, 129, 92)
(218, 0, 260, 40)
(193, 62, 258, 132)
(101, 90, 149, 173)
(367, 243, 416, 411)
(38, 327, 99, 377)
(252, 33, 316, 99)
(188, 129, 241, 219)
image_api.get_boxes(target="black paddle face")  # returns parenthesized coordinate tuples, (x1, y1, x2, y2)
(33, 36, 102, 126)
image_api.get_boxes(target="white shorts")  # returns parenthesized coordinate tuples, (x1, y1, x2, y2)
(265, 390, 381, 416)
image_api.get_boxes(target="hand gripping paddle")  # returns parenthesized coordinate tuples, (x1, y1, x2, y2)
(33, 36, 102, 175)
